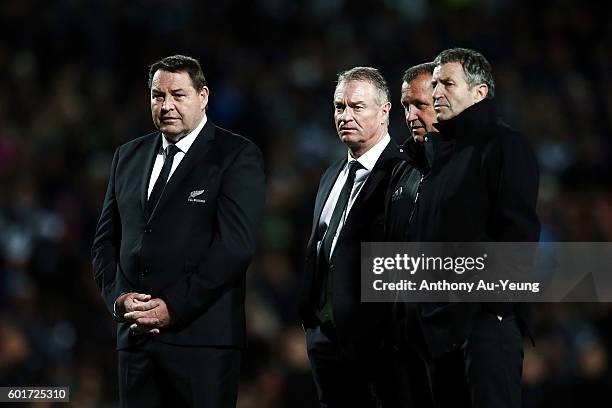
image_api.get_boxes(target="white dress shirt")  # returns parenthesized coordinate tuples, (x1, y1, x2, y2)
(317, 134, 391, 259)
(147, 114, 207, 199)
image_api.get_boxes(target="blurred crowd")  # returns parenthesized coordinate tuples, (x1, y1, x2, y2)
(1, 0, 612, 406)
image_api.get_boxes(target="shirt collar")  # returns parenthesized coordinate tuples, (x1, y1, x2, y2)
(161, 113, 208, 153)
(347, 133, 391, 171)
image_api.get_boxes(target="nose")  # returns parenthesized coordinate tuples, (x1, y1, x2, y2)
(407, 106, 418, 122)
(161, 96, 175, 111)
(338, 107, 353, 124)
(432, 83, 443, 101)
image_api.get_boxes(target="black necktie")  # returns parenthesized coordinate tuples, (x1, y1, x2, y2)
(147, 144, 180, 216)
(317, 160, 361, 317)
(321, 160, 361, 263)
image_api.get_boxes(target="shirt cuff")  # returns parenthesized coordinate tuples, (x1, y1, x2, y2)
(113, 293, 129, 323)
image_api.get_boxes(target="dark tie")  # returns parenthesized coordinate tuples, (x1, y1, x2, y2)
(317, 160, 361, 321)
(147, 144, 181, 217)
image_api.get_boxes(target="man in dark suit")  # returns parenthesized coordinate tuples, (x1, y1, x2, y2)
(403, 48, 540, 408)
(91, 55, 265, 407)
(298, 67, 410, 407)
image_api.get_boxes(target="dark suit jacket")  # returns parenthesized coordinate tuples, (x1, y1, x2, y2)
(299, 141, 402, 354)
(407, 100, 540, 357)
(91, 119, 265, 350)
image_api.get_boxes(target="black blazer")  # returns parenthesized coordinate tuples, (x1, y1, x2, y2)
(299, 141, 402, 354)
(92, 120, 265, 350)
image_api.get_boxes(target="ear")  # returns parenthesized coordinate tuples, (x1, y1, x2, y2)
(199, 86, 210, 111)
(381, 101, 391, 124)
(473, 84, 488, 103)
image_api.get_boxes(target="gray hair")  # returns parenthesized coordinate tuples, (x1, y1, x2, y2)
(433, 48, 495, 99)
(336, 66, 390, 105)
(402, 62, 435, 84)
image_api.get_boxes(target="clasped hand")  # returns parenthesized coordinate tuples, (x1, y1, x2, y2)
(116, 292, 174, 335)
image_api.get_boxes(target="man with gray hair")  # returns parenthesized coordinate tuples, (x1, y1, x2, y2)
(406, 48, 540, 408)
(299, 67, 412, 407)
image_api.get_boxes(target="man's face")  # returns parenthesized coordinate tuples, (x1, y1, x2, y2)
(333, 80, 390, 156)
(401, 73, 437, 143)
(150, 70, 209, 141)
(432, 61, 485, 121)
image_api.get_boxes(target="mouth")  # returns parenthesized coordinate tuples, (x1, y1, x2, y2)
(161, 117, 180, 122)
(411, 127, 426, 137)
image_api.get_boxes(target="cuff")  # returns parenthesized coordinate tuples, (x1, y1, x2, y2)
(113, 292, 130, 323)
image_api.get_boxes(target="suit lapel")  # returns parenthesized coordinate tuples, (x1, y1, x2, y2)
(309, 158, 346, 241)
(140, 134, 163, 215)
(148, 120, 216, 220)
(307, 142, 400, 244)
(348, 141, 401, 213)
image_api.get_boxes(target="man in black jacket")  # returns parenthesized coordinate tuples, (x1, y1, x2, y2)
(299, 67, 410, 407)
(403, 48, 540, 408)
(386, 62, 439, 408)
(387, 62, 437, 243)
(91, 55, 265, 407)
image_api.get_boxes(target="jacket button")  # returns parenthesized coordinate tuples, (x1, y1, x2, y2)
(145, 228, 152, 233)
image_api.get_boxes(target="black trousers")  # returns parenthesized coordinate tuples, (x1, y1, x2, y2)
(398, 344, 435, 408)
(118, 337, 241, 408)
(306, 325, 414, 408)
(424, 312, 524, 408)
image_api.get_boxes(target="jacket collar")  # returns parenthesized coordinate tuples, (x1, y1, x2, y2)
(308, 141, 402, 244)
(402, 137, 428, 171)
(409, 99, 499, 170)
(141, 120, 216, 220)
(432, 98, 497, 137)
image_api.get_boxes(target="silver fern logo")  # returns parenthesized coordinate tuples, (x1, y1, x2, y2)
(188, 189, 206, 203)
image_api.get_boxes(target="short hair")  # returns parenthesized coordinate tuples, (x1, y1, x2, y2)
(336, 66, 390, 105)
(147, 55, 207, 91)
(433, 48, 495, 99)
(402, 62, 435, 84)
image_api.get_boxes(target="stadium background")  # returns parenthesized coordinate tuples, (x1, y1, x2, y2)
(1, 0, 611, 406)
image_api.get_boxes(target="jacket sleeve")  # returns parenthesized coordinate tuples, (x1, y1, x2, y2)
(160, 142, 266, 326)
(489, 131, 541, 242)
(91, 147, 135, 315)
